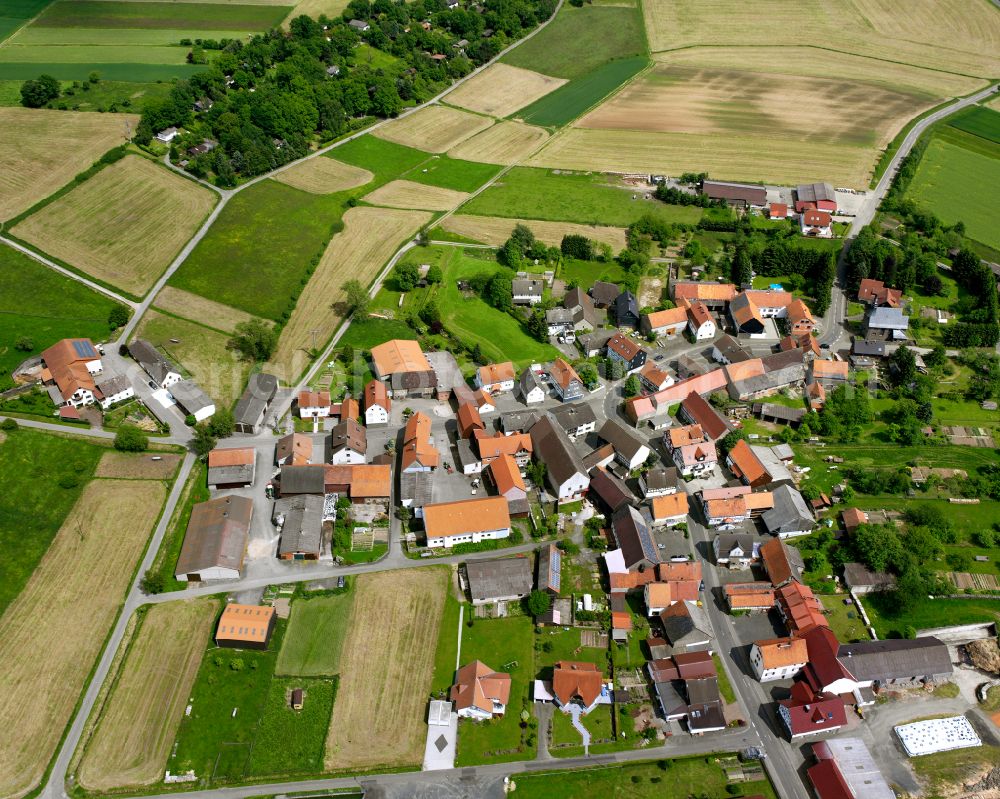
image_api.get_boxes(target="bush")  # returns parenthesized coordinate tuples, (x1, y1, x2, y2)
(140, 569, 165, 594)
(107, 305, 130, 329)
(14, 336, 34, 352)
(0, 418, 18, 431)
(114, 424, 148, 452)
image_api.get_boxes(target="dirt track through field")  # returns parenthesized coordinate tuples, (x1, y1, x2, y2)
(0, 478, 166, 799)
(273, 157, 373, 195)
(12, 155, 216, 296)
(324, 569, 447, 771)
(77, 599, 219, 791)
(445, 63, 567, 117)
(362, 179, 469, 211)
(448, 121, 550, 166)
(269, 206, 431, 379)
(373, 105, 493, 153)
(0, 108, 137, 221)
(440, 214, 627, 251)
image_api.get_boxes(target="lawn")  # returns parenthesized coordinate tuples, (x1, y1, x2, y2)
(245, 677, 337, 778)
(149, 460, 207, 593)
(503, 4, 646, 80)
(32, 1, 289, 30)
(906, 132, 1000, 250)
(462, 167, 703, 227)
(536, 627, 608, 672)
(822, 594, 872, 643)
(169, 180, 349, 321)
(402, 154, 499, 193)
(433, 248, 560, 366)
(517, 57, 650, 127)
(558, 258, 629, 289)
(337, 316, 418, 352)
(0, 61, 205, 82)
(513, 757, 776, 798)
(330, 135, 430, 185)
(169, 621, 286, 783)
(0, 244, 124, 390)
(430, 582, 464, 694)
(0, 428, 105, 615)
(275, 591, 355, 677)
(454, 616, 536, 766)
(861, 593, 1000, 639)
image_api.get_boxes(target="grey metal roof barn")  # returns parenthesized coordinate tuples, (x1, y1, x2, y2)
(170, 379, 213, 416)
(175, 495, 252, 578)
(837, 637, 952, 682)
(129, 339, 180, 385)
(279, 464, 327, 495)
(465, 556, 533, 603)
(762, 485, 814, 536)
(796, 182, 836, 204)
(274, 494, 324, 557)
(234, 372, 278, 433)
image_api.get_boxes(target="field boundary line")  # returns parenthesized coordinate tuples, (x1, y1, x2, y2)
(456, 604, 464, 672)
(0, 235, 136, 307)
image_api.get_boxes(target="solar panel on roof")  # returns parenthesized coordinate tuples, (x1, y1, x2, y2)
(550, 548, 561, 591)
(73, 340, 96, 358)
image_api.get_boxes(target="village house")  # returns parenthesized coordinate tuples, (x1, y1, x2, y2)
(597, 419, 651, 470)
(400, 411, 439, 472)
(642, 306, 688, 338)
(475, 431, 533, 470)
(550, 661, 606, 714)
(476, 361, 516, 394)
(769, 202, 790, 220)
(451, 661, 511, 720)
(606, 332, 647, 373)
(726, 439, 772, 488)
(750, 636, 808, 682)
(713, 533, 760, 569)
(548, 358, 585, 402)
(800, 210, 833, 238)
(678, 391, 732, 440)
(644, 577, 700, 615)
(640, 465, 679, 498)
(671, 281, 737, 310)
(363, 379, 391, 426)
(529, 415, 589, 504)
(457, 401, 485, 440)
(586, 469, 632, 520)
(550, 402, 597, 439)
(672, 439, 718, 478)
(171, 379, 215, 422)
(512, 278, 543, 305)
(546, 307, 575, 338)
(94, 374, 134, 410)
(215, 604, 276, 650)
(638, 361, 673, 392)
(776, 581, 827, 635)
(473, 388, 496, 415)
(487, 454, 527, 515)
(613, 291, 640, 329)
(175, 495, 251, 581)
(649, 492, 688, 528)
(762, 485, 815, 538)
(518, 367, 546, 404)
(233, 372, 278, 434)
(207, 447, 255, 489)
(370, 339, 437, 398)
(760, 537, 805, 587)
(328, 419, 366, 464)
(275, 433, 312, 466)
(611, 505, 659, 572)
(811, 359, 849, 387)
(564, 286, 598, 330)
(858, 278, 902, 308)
(686, 301, 716, 340)
(779, 682, 847, 739)
(864, 306, 910, 342)
(712, 334, 752, 365)
(297, 389, 331, 419)
(589, 281, 620, 308)
(423, 496, 511, 548)
(129, 339, 182, 389)
(465, 556, 532, 605)
(781, 333, 821, 357)
(40, 338, 103, 408)
(659, 600, 712, 653)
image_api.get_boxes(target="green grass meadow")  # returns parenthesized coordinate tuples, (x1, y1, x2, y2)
(0, 77, 175, 111)
(0, 428, 105, 615)
(0, 244, 123, 391)
(31, 1, 290, 30)
(513, 758, 776, 799)
(517, 56, 649, 127)
(169, 180, 348, 321)
(462, 167, 702, 226)
(275, 592, 355, 677)
(403, 154, 500, 193)
(246, 677, 336, 777)
(330, 135, 431, 185)
(948, 105, 1000, 145)
(0, 61, 205, 81)
(502, 4, 645, 80)
(907, 132, 1000, 250)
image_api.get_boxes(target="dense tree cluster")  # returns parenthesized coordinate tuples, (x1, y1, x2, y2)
(136, 0, 554, 182)
(20, 74, 60, 108)
(653, 183, 726, 208)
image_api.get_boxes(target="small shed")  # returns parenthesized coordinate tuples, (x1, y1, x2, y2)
(291, 687, 304, 710)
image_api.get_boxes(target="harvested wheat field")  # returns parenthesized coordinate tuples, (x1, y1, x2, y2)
(269, 206, 431, 378)
(0, 478, 167, 799)
(77, 599, 219, 792)
(12, 155, 216, 297)
(0, 109, 137, 221)
(444, 63, 567, 117)
(324, 568, 447, 771)
(642, 0, 1000, 77)
(153, 286, 254, 334)
(578, 64, 937, 149)
(273, 157, 373, 194)
(530, 127, 875, 187)
(95, 451, 181, 480)
(362, 179, 469, 211)
(374, 105, 493, 153)
(441, 214, 627, 251)
(448, 121, 549, 166)
(652, 46, 984, 99)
